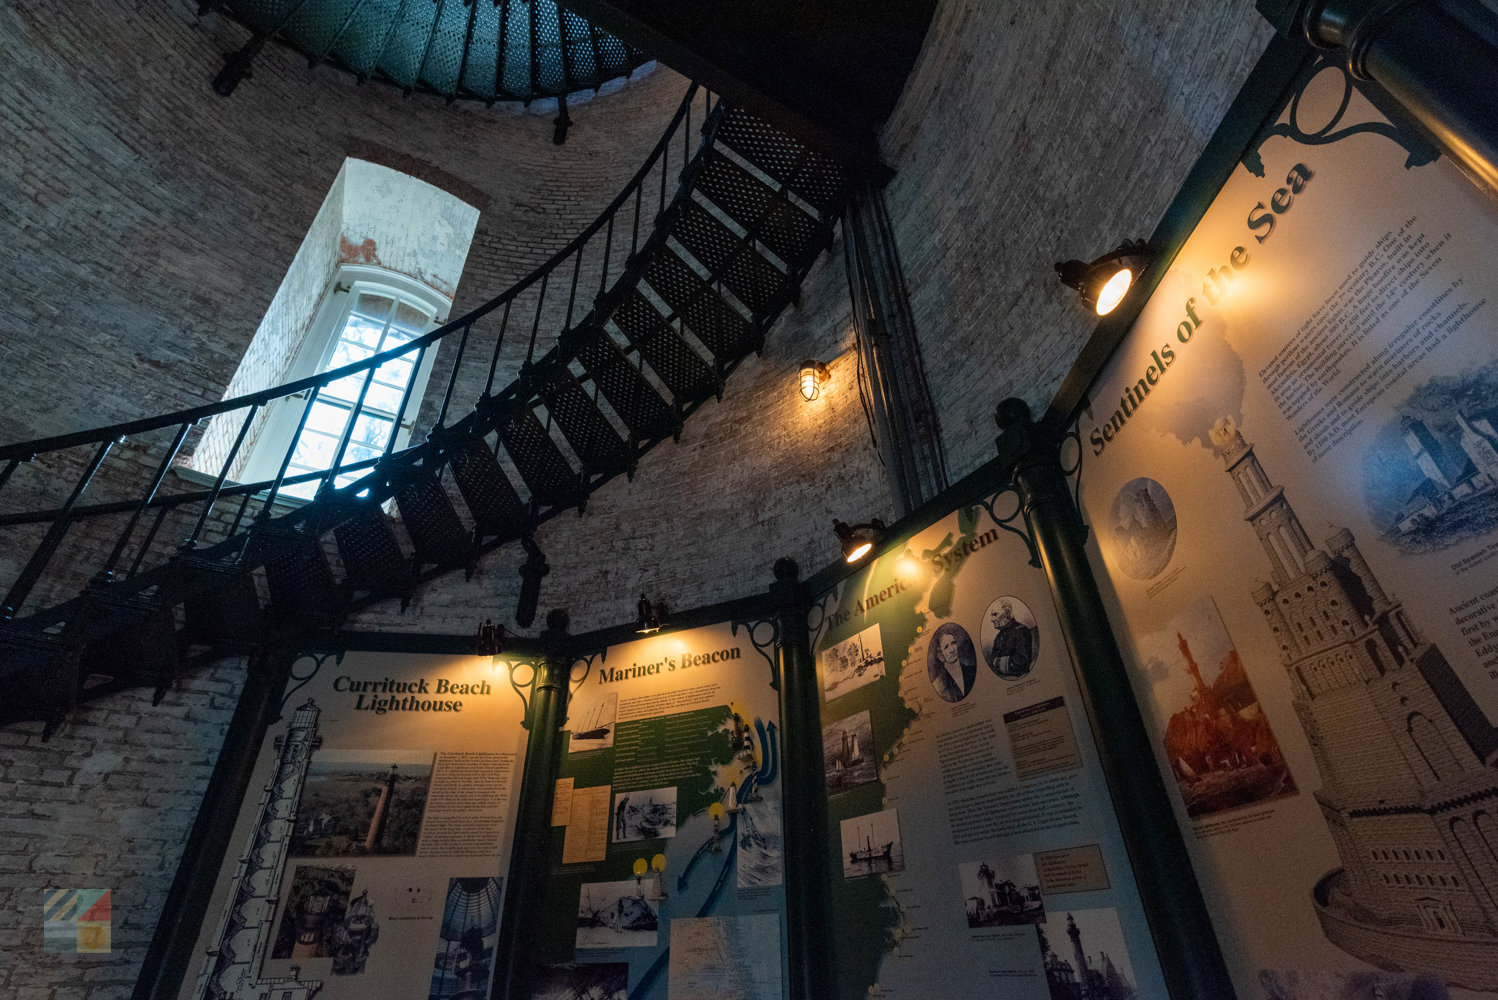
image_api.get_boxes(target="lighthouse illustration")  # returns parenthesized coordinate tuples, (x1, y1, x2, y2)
(193, 699, 324, 1000)
(1212, 416, 1498, 990)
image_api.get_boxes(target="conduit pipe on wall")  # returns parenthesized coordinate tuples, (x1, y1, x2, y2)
(842, 184, 949, 519)
(1264, 0, 1498, 199)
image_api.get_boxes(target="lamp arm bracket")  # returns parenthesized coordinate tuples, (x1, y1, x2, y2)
(276, 649, 342, 719)
(974, 489, 1042, 570)
(731, 617, 781, 691)
(806, 590, 837, 654)
(1059, 419, 1090, 546)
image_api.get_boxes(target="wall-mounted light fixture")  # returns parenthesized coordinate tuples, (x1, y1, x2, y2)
(1054, 239, 1154, 316)
(635, 594, 668, 634)
(834, 519, 887, 563)
(475, 618, 505, 656)
(798, 360, 829, 401)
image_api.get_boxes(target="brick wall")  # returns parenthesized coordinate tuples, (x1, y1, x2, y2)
(881, 0, 1273, 481)
(0, 0, 1280, 995)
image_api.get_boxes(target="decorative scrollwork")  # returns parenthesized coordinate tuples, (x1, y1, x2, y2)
(277, 649, 343, 718)
(974, 489, 1041, 569)
(501, 658, 539, 724)
(806, 590, 837, 654)
(730, 617, 780, 691)
(566, 651, 603, 708)
(1059, 422, 1090, 544)
(1242, 55, 1437, 177)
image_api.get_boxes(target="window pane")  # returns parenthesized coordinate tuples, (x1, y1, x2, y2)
(289, 429, 338, 470)
(374, 356, 414, 386)
(393, 301, 430, 333)
(328, 340, 375, 371)
(354, 294, 395, 324)
(341, 314, 385, 349)
(306, 401, 351, 436)
(281, 479, 319, 501)
(323, 373, 370, 404)
(351, 413, 395, 450)
(363, 381, 404, 414)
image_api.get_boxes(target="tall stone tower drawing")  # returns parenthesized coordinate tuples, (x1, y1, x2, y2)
(193, 699, 324, 1000)
(1212, 417, 1498, 990)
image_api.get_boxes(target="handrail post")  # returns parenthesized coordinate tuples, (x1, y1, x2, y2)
(389, 345, 429, 454)
(183, 405, 258, 551)
(322, 368, 379, 495)
(259, 389, 320, 518)
(435, 322, 474, 431)
(3, 439, 114, 619)
(96, 422, 191, 584)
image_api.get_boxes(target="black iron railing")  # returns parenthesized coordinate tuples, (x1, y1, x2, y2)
(0, 82, 711, 623)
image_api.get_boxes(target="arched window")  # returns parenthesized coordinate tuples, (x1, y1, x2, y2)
(188, 158, 478, 499)
(238, 270, 446, 499)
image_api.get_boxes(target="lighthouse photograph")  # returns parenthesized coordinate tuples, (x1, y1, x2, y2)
(289, 751, 435, 857)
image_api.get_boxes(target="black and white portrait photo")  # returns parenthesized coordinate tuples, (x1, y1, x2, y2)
(926, 623, 977, 703)
(981, 596, 1040, 680)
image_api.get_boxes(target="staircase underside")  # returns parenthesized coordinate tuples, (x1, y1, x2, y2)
(0, 94, 847, 738)
(212, 0, 653, 104)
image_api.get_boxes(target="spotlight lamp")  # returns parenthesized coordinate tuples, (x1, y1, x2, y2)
(834, 519, 887, 564)
(474, 618, 506, 656)
(635, 594, 668, 634)
(798, 360, 829, 401)
(1054, 239, 1154, 316)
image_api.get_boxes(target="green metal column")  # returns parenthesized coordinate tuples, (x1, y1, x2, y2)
(770, 557, 835, 1000)
(995, 399, 1236, 1000)
(132, 649, 294, 1000)
(494, 609, 572, 1000)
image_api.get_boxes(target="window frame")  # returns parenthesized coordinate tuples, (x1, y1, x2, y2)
(236, 264, 448, 492)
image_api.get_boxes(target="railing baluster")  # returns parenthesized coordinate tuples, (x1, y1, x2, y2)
(324, 370, 377, 494)
(260, 388, 320, 517)
(127, 505, 171, 580)
(184, 406, 258, 551)
(226, 487, 255, 542)
(660, 143, 669, 214)
(436, 322, 474, 430)
(0, 457, 23, 499)
(526, 270, 550, 366)
(563, 246, 583, 330)
(483, 300, 513, 398)
(632, 184, 642, 255)
(3, 438, 114, 619)
(390, 345, 429, 454)
(599, 215, 614, 296)
(96, 421, 191, 583)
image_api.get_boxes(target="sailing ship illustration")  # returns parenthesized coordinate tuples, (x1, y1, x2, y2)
(573, 699, 614, 742)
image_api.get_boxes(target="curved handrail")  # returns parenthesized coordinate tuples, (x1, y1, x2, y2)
(0, 82, 701, 465)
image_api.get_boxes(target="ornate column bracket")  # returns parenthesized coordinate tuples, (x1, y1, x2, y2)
(276, 650, 343, 718)
(730, 616, 781, 691)
(1260, 0, 1498, 197)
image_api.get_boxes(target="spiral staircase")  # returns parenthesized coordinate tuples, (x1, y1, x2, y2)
(0, 82, 846, 737)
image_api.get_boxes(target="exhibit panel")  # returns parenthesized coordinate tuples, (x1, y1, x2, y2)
(1075, 54, 1498, 998)
(526, 621, 788, 1000)
(174, 650, 531, 1000)
(812, 503, 1168, 999)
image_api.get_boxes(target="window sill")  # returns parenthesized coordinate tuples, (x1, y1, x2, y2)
(172, 467, 311, 511)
